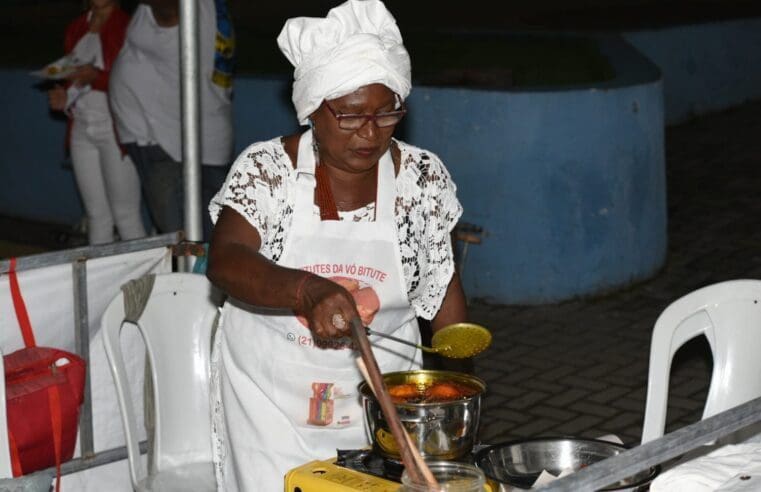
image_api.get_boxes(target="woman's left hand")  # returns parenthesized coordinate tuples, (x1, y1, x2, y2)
(66, 64, 99, 87)
(47, 86, 67, 112)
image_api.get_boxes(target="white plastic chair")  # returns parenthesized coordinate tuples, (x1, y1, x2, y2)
(641, 279, 761, 443)
(102, 273, 222, 491)
(1, 348, 12, 478)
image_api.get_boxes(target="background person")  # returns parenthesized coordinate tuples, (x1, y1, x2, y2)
(109, 0, 234, 240)
(205, 1, 467, 489)
(48, 0, 146, 245)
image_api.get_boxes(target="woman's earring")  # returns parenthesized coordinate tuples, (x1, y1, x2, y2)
(310, 120, 320, 153)
(309, 125, 320, 155)
(312, 135, 319, 154)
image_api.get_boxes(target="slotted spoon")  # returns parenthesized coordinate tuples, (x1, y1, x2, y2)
(367, 322, 492, 358)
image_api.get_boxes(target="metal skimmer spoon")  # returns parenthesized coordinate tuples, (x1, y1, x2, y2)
(366, 322, 492, 359)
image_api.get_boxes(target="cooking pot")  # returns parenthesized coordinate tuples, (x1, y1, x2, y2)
(474, 437, 659, 491)
(359, 370, 486, 461)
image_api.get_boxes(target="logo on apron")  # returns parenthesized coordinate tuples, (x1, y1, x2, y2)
(307, 382, 352, 426)
(295, 275, 381, 329)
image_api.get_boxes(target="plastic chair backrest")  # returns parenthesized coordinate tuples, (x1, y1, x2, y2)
(0, 348, 12, 478)
(641, 279, 761, 443)
(101, 273, 222, 487)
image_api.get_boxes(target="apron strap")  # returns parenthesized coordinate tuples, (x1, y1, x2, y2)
(374, 149, 395, 222)
(295, 129, 316, 174)
(8, 257, 37, 348)
(293, 130, 317, 220)
(48, 385, 63, 492)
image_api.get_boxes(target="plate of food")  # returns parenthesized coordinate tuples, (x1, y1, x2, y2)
(30, 56, 79, 80)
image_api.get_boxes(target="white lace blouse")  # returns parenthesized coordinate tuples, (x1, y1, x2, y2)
(209, 137, 463, 319)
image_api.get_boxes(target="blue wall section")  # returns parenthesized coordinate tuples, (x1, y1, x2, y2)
(625, 18, 761, 124)
(0, 72, 82, 224)
(401, 35, 666, 303)
(232, 76, 300, 150)
(405, 82, 665, 303)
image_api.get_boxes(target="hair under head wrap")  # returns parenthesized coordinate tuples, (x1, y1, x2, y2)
(277, 0, 412, 125)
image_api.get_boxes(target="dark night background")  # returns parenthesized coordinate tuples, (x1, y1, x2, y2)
(3, 0, 761, 73)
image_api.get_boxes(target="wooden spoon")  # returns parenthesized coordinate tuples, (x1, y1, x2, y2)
(350, 317, 437, 487)
(356, 357, 438, 487)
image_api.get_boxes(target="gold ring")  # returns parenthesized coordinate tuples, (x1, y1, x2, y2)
(331, 313, 346, 329)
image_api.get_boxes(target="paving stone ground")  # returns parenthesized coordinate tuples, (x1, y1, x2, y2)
(468, 100, 761, 446)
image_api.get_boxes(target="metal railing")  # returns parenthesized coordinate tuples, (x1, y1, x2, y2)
(1, 232, 183, 472)
(539, 396, 761, 491)
(13, 229, 760, 490)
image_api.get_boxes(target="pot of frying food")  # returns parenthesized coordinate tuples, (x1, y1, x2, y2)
(359, 370, 486, 461)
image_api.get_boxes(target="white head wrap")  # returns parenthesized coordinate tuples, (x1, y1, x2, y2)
(277, 0, 412, 125)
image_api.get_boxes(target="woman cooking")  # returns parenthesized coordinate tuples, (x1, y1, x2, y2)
(206, 0, 467, 489)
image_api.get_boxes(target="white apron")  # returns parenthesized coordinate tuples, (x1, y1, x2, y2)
(212, 130, 422, 491)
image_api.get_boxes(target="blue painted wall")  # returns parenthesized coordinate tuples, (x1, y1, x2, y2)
(406, 82, 665, 303)
(233, 76, 300, 147)
(403, 37, 666, 303)
(0, 72, 80, 224)
(624, 18, 761, 124)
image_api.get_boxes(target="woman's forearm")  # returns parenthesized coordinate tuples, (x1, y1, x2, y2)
(207, 240, 311, 311)
(431, 271, 468, 332)
(206, 228, 361, 339)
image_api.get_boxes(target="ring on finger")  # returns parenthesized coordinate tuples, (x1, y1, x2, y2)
(332, 313, 346, 330)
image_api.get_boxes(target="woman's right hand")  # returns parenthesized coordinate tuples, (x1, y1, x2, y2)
(48, 86, 67, 112)
(296, 274, 360, 339)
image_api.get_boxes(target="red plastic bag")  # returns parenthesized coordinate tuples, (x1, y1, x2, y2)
(5, 347, 86, 475)
(4, 258, 86, 490)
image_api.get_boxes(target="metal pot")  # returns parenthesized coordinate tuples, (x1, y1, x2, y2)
(359, 370, 486, 461)
(474, 437, 660, 491)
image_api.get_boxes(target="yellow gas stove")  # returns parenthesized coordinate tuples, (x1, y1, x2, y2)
(284, 450, 496, 491)
(285, 458, 400, 491)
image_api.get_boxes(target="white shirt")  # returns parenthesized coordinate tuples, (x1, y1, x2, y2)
(70, 30, 104, 69)
(109, 1, 233, 165)
(69, 31, 108, 123)
(209, 137, 464, 319)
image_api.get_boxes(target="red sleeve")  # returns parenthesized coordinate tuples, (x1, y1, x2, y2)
(91, 9, 130, 92)
(62, 15, 88, 93)
(63, 14, 88, 55)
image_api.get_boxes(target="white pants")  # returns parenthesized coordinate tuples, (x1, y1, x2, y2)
(70, 118, 146, 244)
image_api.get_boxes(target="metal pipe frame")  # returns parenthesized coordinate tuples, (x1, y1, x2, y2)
(2, 0, 201, 479)
(0, 233, 182, 274)
(6, 233, 761, 485)
(2, 233, 180, 480)
(539, 395, 761, 491)
(39, 441, 149, 478)
(73, 259, 93, 457)
(179, 0, 202, 245)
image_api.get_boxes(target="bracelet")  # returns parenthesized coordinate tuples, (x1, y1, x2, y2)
(294, 273, 313, 312)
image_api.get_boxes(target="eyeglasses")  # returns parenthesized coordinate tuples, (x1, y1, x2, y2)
(323, 97, 407, 131)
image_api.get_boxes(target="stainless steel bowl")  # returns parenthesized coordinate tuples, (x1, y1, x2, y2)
(474, 437, 659, 491)
(359, 370, 486, 461)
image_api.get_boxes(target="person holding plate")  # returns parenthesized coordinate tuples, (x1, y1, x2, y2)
(205, 1, 467, 489)
(47, 0, 145, 245)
